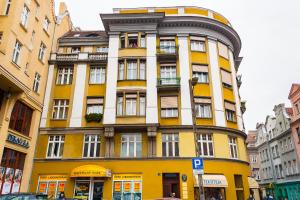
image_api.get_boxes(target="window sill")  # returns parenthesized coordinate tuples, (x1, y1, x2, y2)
(11, 61, 21, 69)
(196, 82, 209, 85)
(50, 118, 67, 121)
(161, 117, 179, 119)
(196, 117, 213, 119)
(19, 23, 28, 32)
(116, 115, 145, 118)
(46, 157, 62, 160)
(117, 79, 146, 82)
(223, 84, 233, 90)
(219, 55, 229, 60)
(88, 83, 106, 85)
(55, 83, 72, 86)
(191, 50, 206, 53)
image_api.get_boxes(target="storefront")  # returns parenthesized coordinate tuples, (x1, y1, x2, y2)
(194, 174, 228, 200)
(37, 175, 67, 199)
(0, 148, 25, 194)
(248, 177, 260, 200)
(112, 174, 142, 200)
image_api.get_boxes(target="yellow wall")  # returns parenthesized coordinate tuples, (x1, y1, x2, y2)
(184, 8, 208, 16)
(119, 9, 148, 14)
(155, 8, 178, 15)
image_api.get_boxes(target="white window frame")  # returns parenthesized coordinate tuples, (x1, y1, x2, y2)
(197, 133, 214, 157)
(52, 99, 69, 119)
(161, 108, 178, 118)
(140, 34, 146, 48)
(226, 109, 235, 122)
(125, 98, 137, 116)
(118, 62, 125, 80)
(89, 66, 105, 84)
(33, 72, 41, 93)
(38, 42, 46, 62)
(195, 103, 212, 118)
(191, 40, 205, 52)
(83, 134, 101, 158)
(139, 61, 146, 80)
(127, 61, 137, 80)
(56, 67, 73, 85)
(117, 96, 123, 116)
(121, 134, 141, 157)
(12, 41, 22, 64)
(86, 98, 103, 114)
(20, 5, 30, 28)
(162, 133, 179, 157)
(96, 46, 108, 53)
(139, 96, 146, 116)
(46, 135, 64, 158)
(229, 136, 238, 159)
(193, 71, 209, 83)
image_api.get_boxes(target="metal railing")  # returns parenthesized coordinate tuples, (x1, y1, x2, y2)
(56, 53, 78, 61)
(157, 78, 180, 86)
(88, 52, 108, 61)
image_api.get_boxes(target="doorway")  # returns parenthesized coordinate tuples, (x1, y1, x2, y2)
(162, 173, 180, 198)
(74, 179, 103, 200)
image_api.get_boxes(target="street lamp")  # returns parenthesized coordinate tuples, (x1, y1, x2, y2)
(189, 77, 205, 200)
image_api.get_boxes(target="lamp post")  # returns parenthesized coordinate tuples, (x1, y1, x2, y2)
(189, 77, 205, 200)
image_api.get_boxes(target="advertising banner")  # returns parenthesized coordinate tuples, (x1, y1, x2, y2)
(47, 182, 57, 199)
(134, 182, 141, 193)
(11, 169, 22, 193)
(114, 181, 121, 192)
(58, 182, 65, 192)
(123, 182, 131, 192)
(2, 168, 14, 194)
(38, 182, 48, 193)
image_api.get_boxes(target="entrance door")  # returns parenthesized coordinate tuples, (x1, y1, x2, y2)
(92, 182, 103, 200)
(162, 173, 180, 198)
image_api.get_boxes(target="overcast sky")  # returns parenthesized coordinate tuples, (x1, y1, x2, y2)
(55, 0, 300, 131)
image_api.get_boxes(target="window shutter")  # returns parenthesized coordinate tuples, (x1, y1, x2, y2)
(194, 98, 211, 104)
(193, 65, 208, 73)
(221, 70, 232, 86)
(218, 42, 229, 59)
(225, 102, 236, 111)
(87, 98, 103, 104)
(161, 96, 178, 108)
(126, 94, 137, 98)
(190, 36, 205, 41)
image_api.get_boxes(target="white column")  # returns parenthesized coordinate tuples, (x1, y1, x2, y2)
(208, 38, 226, 127)
(69, 64, 87, 127)
(229, 51, 243, 131)
(103, 34, 119, 124)
(146, 33, 158, 124)
(178, 35, 193, 125)
(40, 65, 54, 127)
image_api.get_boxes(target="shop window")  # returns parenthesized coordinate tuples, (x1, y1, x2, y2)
(162, 173, 180, 198)
(112, 174, 142, 200)
(204, 188, 226, 200)
(162, 134, 179, 157)
(229, 136, 238, 159)
(9, 101, 33, 136)
(52, 99, 69, 120)
(197, 133, 214, 157)
(37, 175, 66, 199)
(56, 67, 73, 85)
(192, 64, 209, 83)
(89, 66, 105, 84)
(127, 33, 138, 48)
(74, 180, 90, 200)
(195, 98, 212, 118)
(83, 134, 101, 158)
(121, 134, 142, 157)
(86, 97, 103, 114)
(0, 148, 26, 194)
(46, 135, 64, 158)
(234, 175, 244, 200)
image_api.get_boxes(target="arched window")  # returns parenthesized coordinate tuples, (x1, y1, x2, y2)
(9, 101, 33, 136)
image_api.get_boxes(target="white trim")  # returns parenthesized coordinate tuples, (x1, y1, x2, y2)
(178, 36, 193, 125)
(70, 64, 87, 127)
(208, 39, 226, 127)
(40, 65, 54, 127)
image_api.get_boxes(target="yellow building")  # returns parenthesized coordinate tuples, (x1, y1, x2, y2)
(30, 6, 252, 200)
(0, 0, 71, 194)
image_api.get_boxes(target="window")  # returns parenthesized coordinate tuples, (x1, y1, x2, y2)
(0, 32, 3, 43)
(83, 135, 100, 158)
(198, 134, 214, 157)
(47, 135, 64, 158)
(190, 37, 205, 51)
(229, 136, 238, 159)
(127, 60, 137, 80)
(38, 42, 46, 61)
(12, 41, 22, 64)
(9, 101, 33, 136)
(117, 96, 123, 116)
(160, 38, 176, 54)
(194, 98, 212, 118)
(43, 17, 50, 31)
(118, 62, 124, 80)
(162, 134, 179, 157)
(288, 136, 293, 149)
(161, 96, 178, 118)
(160, 64, 177, 85)
(121, 134, 141, 157)
(20, 6, 29, 28)
(33, 72, 40, 93)
(139, 60, 146, 80)
(126, 95, 137, 116)
(24, 63, 29, 74)
(56, 67, 73, 85)
(139, 96, 146, 116)
(192, 65, 209, 83)
(89, 66, 105, 84)
(86, 97, 103, 114)
(128, 33, 138, 48)
(120, 35, 125, 48)
(35, 5, 40, 19)
(218, 42, 229, 59)
(96, 46, 108, 53)
(225, 102, 236, 122)
(4, 0, 12, 15)
(52, 99, 69, 119)
(221, 69, 232, 88)
(30, 31, 35, 49)
(140, 34, 146, 47)
(117, 93, 145, 116)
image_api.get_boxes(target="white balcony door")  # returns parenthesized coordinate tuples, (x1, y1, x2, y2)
(160, 66, 176, 85)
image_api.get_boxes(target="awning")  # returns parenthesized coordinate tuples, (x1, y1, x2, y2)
(248, 177, 259, 189)
(194, 175, 228, 188)
(70, 165, 111, 178)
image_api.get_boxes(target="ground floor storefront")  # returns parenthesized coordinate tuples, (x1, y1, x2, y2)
(275, 181, 300, 200)
(30, 159, 251, 200)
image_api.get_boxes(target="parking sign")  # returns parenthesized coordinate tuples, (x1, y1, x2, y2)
(192, 158, 204, 175)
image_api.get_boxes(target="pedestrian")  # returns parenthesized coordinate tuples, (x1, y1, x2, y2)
(58, 191, 66, 200)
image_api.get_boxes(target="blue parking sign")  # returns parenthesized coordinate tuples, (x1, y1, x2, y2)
(192, 158, 204, 174)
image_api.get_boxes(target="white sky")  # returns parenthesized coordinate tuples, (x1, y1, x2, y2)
(55, 0, 300, 131)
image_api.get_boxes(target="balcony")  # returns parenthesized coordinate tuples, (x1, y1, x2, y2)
(156, 46, 178, 61)
(157, 78, 180, 91)
(49, 52, 108, 64)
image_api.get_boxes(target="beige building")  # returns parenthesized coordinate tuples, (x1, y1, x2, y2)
(0, 0, 71, 193)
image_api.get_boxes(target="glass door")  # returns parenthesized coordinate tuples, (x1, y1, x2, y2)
(92, 181, 104, 200)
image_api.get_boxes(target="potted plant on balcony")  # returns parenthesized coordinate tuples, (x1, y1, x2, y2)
(85, 113, 103, 123)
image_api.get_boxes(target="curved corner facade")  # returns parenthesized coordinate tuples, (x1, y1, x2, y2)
(30, 7, 250, 200)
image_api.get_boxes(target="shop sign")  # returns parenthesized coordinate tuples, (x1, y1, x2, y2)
(7, 134, 29, 149)
(203, 179, 222, 186)
(39, 175, 68, 182)
(113, 174, 142, 181)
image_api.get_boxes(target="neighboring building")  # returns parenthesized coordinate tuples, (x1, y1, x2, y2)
(0, 0, 72, 193)
(30, 6, 251, 200)
(246, 130, 260, 180)
(255, 104, 300, 199)
(288, 84, 300, 163)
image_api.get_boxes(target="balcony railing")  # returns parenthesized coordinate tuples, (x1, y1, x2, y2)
(56, 53, 78, 61)
(157, 78, 180, 91)
(50, 52, 108, 63)
(88, 52, 108, 61)
(156, 46, 178, 60)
